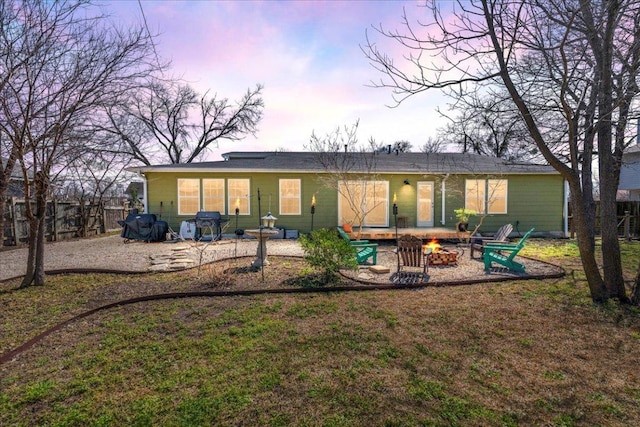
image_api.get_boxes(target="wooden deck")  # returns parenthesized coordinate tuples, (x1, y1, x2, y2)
(348, 227, 470, 242)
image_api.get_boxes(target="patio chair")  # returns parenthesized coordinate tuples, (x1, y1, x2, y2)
(391, 235, 429, 284)
(337, 226, 370, 244)
(470, 223, 513, 258)
(337, 227, 378, 264)
(483, 228, 534, 273)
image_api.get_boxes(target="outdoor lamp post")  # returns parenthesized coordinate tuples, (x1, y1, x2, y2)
(310, 194, 316, 231)
(261, 212, 278, 228)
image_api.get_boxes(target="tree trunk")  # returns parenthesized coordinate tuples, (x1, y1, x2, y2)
(34, 210, 46, 286)
(0, 186, 6, 247)
(20, 176, 48, 288)
(569, 183, 608, 302)
(20, 216, 38, 288)
(600, 173, 626, 300)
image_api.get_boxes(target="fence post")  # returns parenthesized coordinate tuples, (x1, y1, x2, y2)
(624, 210, 631, 241)
(53, 200, 59, 242)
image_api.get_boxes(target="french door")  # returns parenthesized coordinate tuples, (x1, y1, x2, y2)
(417, 181, 434, 227)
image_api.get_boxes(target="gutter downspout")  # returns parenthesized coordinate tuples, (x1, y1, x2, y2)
(140, 172, 149, 214)
(563, 179, 569, 238)
(441, 173, 450, 225)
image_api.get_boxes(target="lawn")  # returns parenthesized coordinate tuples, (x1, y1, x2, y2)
(1, 239, 639, 426)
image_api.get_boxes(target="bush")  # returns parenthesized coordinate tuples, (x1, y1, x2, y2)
(299, 228, 358, 285)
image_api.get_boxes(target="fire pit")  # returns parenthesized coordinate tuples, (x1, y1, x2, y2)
(423, 238, 460, 266)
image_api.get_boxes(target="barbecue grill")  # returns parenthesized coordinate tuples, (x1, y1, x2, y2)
(194, 211, 229, 241)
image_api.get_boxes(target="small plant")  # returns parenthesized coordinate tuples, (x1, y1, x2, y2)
(454, 208, 477, 223)
(299, 228, 358, 285)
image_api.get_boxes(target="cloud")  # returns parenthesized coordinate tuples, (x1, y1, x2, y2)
(106, 0, 451, 159)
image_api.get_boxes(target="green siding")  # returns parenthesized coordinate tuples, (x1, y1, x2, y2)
(143, 171, 565, 235)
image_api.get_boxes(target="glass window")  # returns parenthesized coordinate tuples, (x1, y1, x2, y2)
(203, 179, 225, 213)
(487, 179, 508, 214)
(228, 179, 250, 215)
(279, 179, 301, 215)
(465, 179, 486, 214)
(338, 180, 388, 226)
(177, 178, 200, 216)
(465, 179, 508, 214)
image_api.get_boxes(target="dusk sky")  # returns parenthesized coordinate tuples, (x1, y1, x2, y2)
(106, 0, 450, 161)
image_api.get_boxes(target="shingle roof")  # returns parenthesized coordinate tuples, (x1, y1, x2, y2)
(128, 151, 558, 175)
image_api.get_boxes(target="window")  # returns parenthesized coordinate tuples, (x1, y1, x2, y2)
(465, 179, 485, 213)
(465, 179, 508, 214)
(203, 179, 225, 212)
(177, 179, 200, 215)
(279, 179, 301, 215)
(338, 180, 388, 226)
(487, 179, 507, 214)
(228, 179, 250, 215)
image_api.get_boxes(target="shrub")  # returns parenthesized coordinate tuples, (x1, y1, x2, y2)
(299, 228, 358, 285)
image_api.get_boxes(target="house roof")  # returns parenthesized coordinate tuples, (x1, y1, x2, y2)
(624, 144, 640, 154)
(127, 151, 559, 175)
(1, 158, 24, 180)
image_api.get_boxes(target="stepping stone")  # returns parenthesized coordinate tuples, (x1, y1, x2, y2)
(168, 262, 194, 270)
(369, 265, 390, 274)
(149, 264, 169, 272)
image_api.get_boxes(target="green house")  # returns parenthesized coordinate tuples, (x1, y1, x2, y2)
(127, 151, 567, 237)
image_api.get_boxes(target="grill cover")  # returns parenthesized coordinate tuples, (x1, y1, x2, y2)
(118, 213, 168, 242)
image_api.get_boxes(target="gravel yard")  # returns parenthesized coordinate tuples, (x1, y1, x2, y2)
(0, 234, 563, 284)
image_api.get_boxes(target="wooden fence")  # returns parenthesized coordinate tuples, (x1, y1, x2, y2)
(568, 201, 640, 240)
(2, 197, 129, 247)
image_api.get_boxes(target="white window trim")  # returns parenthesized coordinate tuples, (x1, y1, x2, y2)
(337, 180, 389, 227)
(279, 179, 301, 215)
(228, 178, 250, 215)
(487, 179, 508, 214)
(177, 178, 200, 216)
(202, 178, 226, 213)
(465, 178, 508, 215)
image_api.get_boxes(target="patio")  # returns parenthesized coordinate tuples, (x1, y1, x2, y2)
(0, 234, 563, 285)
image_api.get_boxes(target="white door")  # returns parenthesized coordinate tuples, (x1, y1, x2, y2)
(417, 181, 434, 227)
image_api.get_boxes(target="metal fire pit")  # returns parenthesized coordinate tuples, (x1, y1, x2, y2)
(194, 211, 229, 241)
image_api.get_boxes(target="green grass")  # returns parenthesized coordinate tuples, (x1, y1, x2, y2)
(1, 240, 640, 426)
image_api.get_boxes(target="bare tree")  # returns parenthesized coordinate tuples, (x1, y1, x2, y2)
(0, 0, 158, 287)
(438, 88, 541, 161)
(374, 140, 413, 153)
(419, 136, 446, 153)
(53, 128, 133, 237)
(306, 121, 384, 239)
(106, 80, 264, 165)
(362, 0, 640, 303)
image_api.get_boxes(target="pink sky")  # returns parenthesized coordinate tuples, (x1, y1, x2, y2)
(106, 0, 449, 160)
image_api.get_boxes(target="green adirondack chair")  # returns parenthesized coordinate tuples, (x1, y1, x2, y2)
(337, 227, 378, 264)
(483, 228, 535, 272)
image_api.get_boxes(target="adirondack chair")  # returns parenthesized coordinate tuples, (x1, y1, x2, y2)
(391, 235, 428, 284)
(337, 226, 370, 244)
(470, 223, 514, 258)
(337, 227, 378, 264)
(483, 228, 534, 272)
